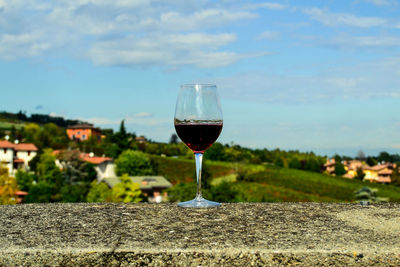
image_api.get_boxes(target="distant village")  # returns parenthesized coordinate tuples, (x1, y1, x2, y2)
(324, 159, 396, 184)
(1, 123, 398, 184)
(0, 123, 171, 203)
(1, 120, 399, 204)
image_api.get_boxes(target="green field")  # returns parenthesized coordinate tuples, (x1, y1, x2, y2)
(0, 120, 25, 130)
(234, 167, 400, 202)
(154, 155, 400, 202)
(150, 155, 235, 184)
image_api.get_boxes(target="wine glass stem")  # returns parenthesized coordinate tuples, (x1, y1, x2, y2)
(194, 152, 203, 200)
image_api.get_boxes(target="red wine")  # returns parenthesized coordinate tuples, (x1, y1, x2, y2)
(175, 122, 223, 152)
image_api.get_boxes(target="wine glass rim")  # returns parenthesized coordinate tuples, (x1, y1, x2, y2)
(181, 84, 217, 88)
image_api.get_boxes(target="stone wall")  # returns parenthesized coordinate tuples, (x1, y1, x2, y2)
(1, 203, 399, 266)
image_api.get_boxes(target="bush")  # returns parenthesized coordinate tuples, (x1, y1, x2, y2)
(334, 162, 347, 176)
(26, 182, 53, 203)
(86, 181, 112, 202)
(15, 170, 36, 192)
(209, 181, 238, 203)
(111, 174, 142, 203)
(115, 150, 154, 176)
(61, 184, 89, 203)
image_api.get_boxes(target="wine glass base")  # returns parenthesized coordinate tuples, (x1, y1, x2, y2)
(178, 196, 221, 208)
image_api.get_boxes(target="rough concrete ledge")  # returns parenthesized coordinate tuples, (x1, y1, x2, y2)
(1, 203, 400, 266)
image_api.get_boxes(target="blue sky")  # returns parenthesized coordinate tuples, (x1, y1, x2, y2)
(1, 0, 400, 156)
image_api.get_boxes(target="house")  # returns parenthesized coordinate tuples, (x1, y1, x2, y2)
(325, 158, 394, 184)
(343, 160, 363, 179)
(363, 164, 393, 184)
(135, 136, 146, 143)
(81, 153, 115, 180)
(323, 159, 336, 175)
(66, 124, 102, 142)
(103, 176, 172, 203)
(54, 150, 115, 180)
(0, 140, 38, 175)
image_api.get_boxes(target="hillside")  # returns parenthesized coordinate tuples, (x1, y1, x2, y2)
(150, 155, 235, 184)
(0, 120, 26, 131)
(234, 167, 400, 202)
(152, 156, 400, 202)
(0, 111, 86, 129)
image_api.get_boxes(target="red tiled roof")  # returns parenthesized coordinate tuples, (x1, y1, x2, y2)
(378, 169, 392, 175)
(81, 155, 112, 165)
(377, 177, 391, 183)
(363, 164, 390, 171)
(15, 191, 28, 196)
(13, 158, 24, 163)
(53, 149, 112, 164)
(0, 140, 38, 151)
(0, 140, 15, 148)
(14, 143, 38, 151)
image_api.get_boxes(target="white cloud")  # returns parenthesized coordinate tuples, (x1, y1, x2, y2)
(0, 33, 50, 60)
(303, 7, 387, 27)
(245, 2, 288, 10)
(81, 117, 119, 125)
(156, 9, 257, 31)
(0, 0, 261, 67)
(89, 33, 245, 68)
(256, 30, 281, 40)
(326, 35, 400, 49)
(212, 56, 400, 103)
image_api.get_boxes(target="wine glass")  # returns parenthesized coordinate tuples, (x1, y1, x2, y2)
(174, 84, 223, 208)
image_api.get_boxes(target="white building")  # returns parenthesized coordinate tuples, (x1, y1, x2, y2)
(54, 150, 116, 180)
(81, 153, 116, 180)
(0, 140, 38, 175)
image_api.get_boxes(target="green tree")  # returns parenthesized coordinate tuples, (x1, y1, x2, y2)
(366, 156, 377, 167)
(115, 150, 154, 176)
(86, 181, 112, 202)
(305, 158, 321, 172)
(35, 149, 64, 201)
(60, 184, 88, 203)
(59, 150, 97, 185)
(205, 142, 225, 161)
(169, 133, 178, 144)
(110, 120, 131, 156)
(288, 157, 301, 169)
(9, 125, 17, 142)
(15, 170, 36, 192)
(111, 174, 142, 203)
(354, 167, 365, 180)
(25, 182, 53, 203)
(23, 123, 40, 143)
(0, 165, 18, 205)
(377, 151, 391, 163)
(334, 162, 347, 176)
(210, 181, 238, 203)
(36, 123, 69, 149)
(391, 166, 400, 186)
(274, 157, 285, 167)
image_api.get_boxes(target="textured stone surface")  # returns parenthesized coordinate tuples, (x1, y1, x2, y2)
(1, 203, 400, 266)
